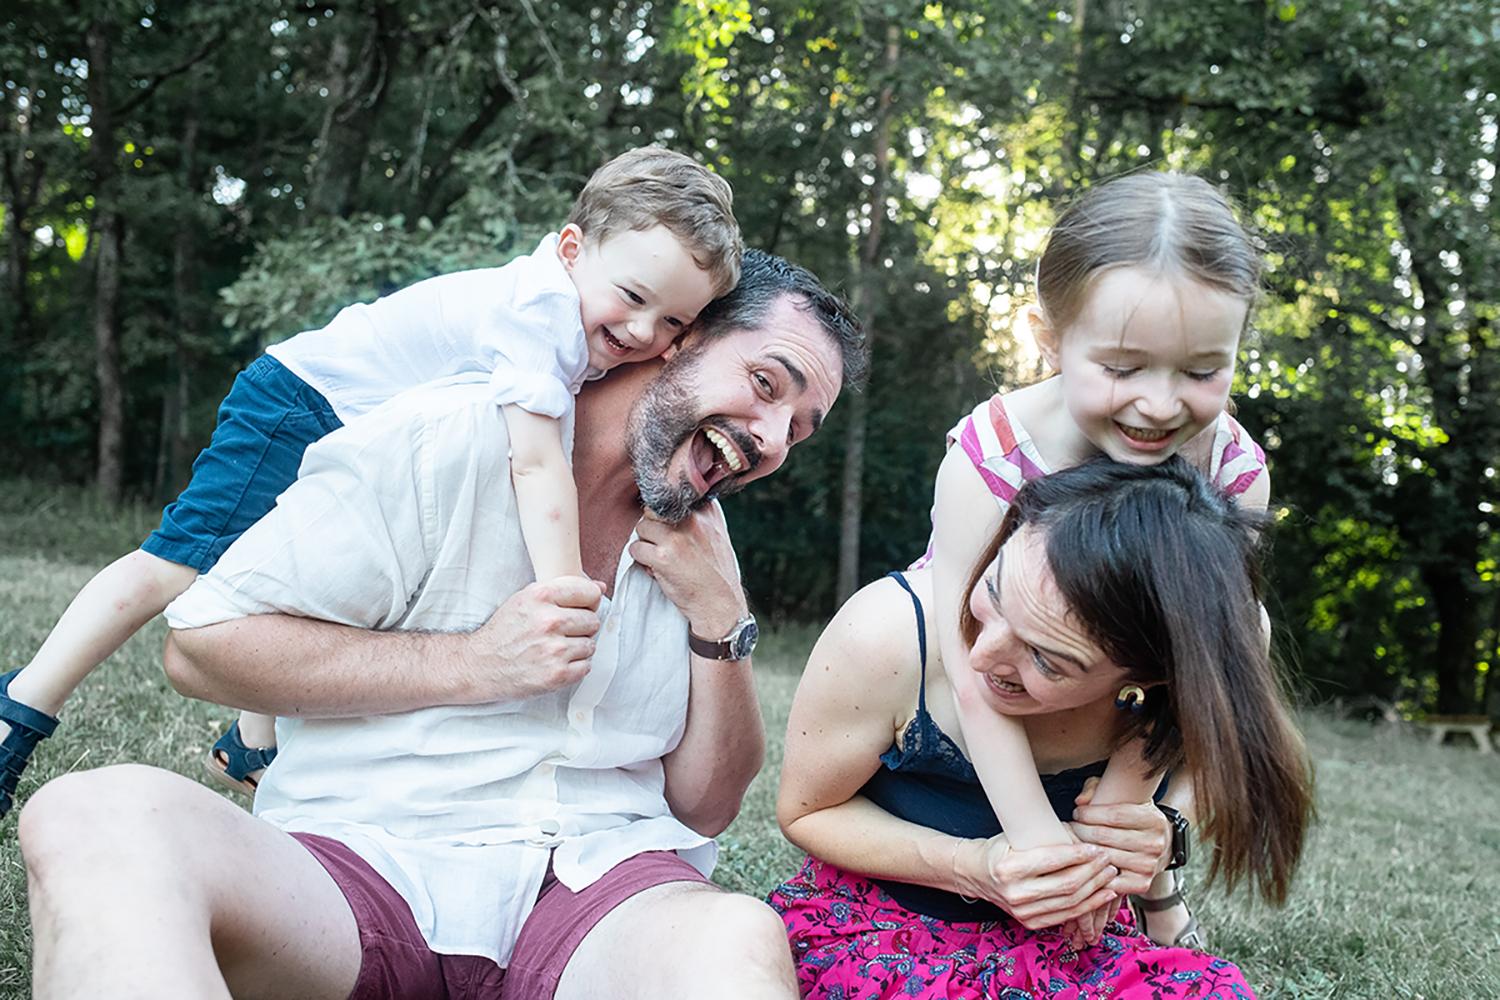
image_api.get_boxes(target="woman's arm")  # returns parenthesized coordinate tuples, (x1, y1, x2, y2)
(930, 446, 1070, 849)
(777, 578, 1117, 929)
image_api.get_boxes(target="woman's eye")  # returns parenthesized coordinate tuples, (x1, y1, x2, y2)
(1102, 365, 1138, 379)
(1185, 369, 1221, 382)
(621, 288, 645, 305)
(1029, 647, 1059, 678)
(665, 316, 683, 330)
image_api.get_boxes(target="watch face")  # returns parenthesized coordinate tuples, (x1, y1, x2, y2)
(731, 618, 759, 659)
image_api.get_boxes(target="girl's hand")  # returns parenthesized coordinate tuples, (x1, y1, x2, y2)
(954, 836, 1119, 930)
(1068, 777, 1171, 896)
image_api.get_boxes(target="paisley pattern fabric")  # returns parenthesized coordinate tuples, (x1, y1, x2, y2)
(770, 857, 1257, 1000)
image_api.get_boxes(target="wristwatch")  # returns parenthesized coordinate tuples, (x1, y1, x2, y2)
(1157, 802, 1191, 870)
(688, 614, 759, 661)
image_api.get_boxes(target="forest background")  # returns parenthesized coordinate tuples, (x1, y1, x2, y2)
(2, 0, 1496, 718)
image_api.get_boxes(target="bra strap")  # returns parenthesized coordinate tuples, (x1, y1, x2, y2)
(884, 571, 928, 711)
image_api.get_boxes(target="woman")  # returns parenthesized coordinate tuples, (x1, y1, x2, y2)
(770, 459, 1313, 998)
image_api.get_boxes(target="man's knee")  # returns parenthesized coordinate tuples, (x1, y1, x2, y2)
(689, 892, 794, 975)
(19, 765, 190, 880)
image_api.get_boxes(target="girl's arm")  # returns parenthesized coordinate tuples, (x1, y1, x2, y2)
(930, 446, 1069, 849)
(776, 577, 1117, 928)
(503, 404, 584, 581)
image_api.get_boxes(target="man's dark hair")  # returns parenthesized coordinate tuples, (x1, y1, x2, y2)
(695, 249, 869, 390)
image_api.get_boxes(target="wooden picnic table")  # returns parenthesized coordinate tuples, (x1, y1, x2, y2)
(1416, 714, 1495, 753)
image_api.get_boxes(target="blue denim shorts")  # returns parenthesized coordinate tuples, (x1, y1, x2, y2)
(142, 355, 342, 573)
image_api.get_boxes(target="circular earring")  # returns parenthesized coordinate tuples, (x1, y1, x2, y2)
(1115, 684, 1147, 714)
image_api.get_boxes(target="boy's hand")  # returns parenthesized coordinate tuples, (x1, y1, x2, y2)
(460, 577, 605, 701)
(629, 505, 748, 644)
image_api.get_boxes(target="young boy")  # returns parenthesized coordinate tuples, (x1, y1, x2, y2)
(0, 146, 741, 802)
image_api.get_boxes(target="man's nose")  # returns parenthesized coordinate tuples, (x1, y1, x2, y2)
(750, 407, 793, 471)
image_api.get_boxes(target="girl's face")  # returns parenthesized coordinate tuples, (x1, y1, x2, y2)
(1039, 267, 1248, 465)
(965, 526, 1133, 716)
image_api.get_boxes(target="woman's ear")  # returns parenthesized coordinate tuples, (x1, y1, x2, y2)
(1029, 305, 1062, 372)
(556, 223, 586, 269)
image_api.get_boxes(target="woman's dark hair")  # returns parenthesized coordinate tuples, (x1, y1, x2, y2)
(958, 458, 1312, 904)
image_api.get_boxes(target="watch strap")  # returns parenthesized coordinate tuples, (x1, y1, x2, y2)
(688, 614, 757, 660)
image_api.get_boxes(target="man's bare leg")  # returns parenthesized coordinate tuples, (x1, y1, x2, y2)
(20, 764, 362, 1000)
(555, 881, 797, 1000)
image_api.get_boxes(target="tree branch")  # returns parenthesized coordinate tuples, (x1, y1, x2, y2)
(117, 29, 227, 117)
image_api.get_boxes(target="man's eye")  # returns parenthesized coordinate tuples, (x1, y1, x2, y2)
(754, 372, 773, 394)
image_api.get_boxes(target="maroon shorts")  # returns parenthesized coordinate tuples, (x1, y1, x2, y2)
(294, 833, 712, 1000)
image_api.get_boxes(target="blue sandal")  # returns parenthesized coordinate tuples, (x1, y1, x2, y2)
(206, 721, 277, 796)
(0, 669, 61, 817)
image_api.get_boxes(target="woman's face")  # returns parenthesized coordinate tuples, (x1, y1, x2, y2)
(965, 524, 1134, 716)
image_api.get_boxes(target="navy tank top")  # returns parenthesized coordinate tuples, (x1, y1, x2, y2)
(859, 571, 1107, 922)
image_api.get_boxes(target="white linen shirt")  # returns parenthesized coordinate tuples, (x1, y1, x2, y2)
(164, 376, 714, 966)
(266, 233, 592, 422)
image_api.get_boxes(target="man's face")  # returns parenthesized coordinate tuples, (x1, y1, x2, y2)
(627, 294, 844, 522)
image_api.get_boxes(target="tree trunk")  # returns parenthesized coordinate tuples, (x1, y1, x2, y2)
(308, 4, 401, 219)
(87, 24, 126, 503)
(1, 141, 42, 345)
(1395, 187, 1488, 714)
(157, 112, 200, 503)
(835, 23, 900, 606)
(1424, 567, 1482, 713)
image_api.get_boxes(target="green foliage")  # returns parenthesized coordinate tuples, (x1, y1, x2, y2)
(2, 0, 1496, 707)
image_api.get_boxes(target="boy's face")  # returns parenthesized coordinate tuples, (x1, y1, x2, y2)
(557, 223, 720, 372)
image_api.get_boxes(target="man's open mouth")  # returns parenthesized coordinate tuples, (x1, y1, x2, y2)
(689, 425, 747, 490)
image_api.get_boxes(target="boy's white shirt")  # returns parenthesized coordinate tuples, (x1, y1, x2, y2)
(164, 378, 715, 966)
(267, 233, 592, 423)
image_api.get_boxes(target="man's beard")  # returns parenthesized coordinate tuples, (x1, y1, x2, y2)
(626, 344, 759, 523)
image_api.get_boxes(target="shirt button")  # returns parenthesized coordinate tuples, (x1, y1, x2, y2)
(538, 818, 560, 836)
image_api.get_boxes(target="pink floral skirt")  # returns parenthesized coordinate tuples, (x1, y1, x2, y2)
(768, 856, 1257, 999)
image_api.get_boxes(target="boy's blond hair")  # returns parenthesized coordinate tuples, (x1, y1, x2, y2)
(566, 147, 742, 297)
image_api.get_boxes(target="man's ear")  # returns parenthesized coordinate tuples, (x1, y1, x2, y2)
(1028, 305, 1062, 372)
(556, 223, 585, 269)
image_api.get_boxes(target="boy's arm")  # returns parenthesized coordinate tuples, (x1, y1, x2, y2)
(931, 445, 1070, 849)
(504, 404, 584, 580)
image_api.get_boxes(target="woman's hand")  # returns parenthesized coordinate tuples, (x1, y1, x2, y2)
(1068, 777, 1172, 896)
(953, 836, 1119, 930)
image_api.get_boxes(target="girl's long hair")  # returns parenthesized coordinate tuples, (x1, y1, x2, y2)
(959, 458, 1313, 903)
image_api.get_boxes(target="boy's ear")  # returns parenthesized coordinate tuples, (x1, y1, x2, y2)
(658, 330, 692, 361)
(1028, 305, 1062, 372)
(556, 224, 585, 269)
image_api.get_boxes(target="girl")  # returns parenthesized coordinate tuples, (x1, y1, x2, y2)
(918, 172, 1272, 947)
(771, 459, 1312, 998)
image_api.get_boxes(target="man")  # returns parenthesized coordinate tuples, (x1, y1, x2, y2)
(19, 250, 866, 1000)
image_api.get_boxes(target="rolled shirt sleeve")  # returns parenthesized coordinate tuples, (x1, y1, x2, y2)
(482, 284, 591, 420)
